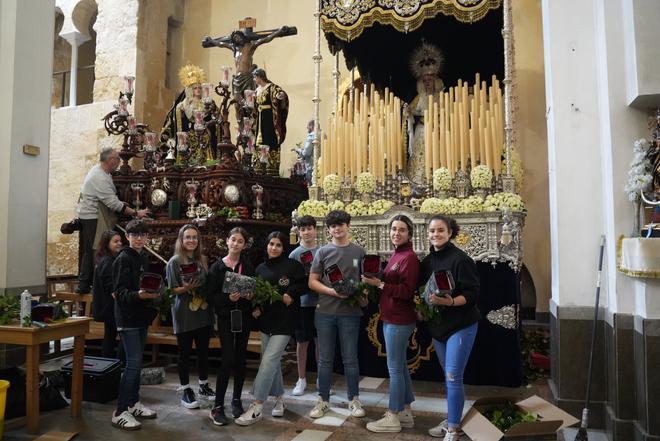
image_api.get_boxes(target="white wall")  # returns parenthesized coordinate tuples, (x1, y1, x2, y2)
(0, 0, 55, 293)
(543, 0, 658, 317)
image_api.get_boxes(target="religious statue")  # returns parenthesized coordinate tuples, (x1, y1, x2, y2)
(160, 64, 218, 165)
(406, 42, 445, 184)
(252, 68, 289, 176)
(202, 18, 297, 99)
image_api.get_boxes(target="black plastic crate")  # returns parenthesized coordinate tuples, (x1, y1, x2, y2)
(62, 356, 121, 403)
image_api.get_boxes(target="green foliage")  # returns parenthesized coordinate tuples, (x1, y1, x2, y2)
(483, 401, 538, 432)
(203, 159, 219, 167)
(216, 207, 239, 219)
(154, 288, 174, 322)
(413, 285, 442, 321)
(345, 282, 378, 307)
(264, 212, 286, 223)
(252, 277, 283, 307)
(522, 327, 550, 383)
(0, 294, 20, 325)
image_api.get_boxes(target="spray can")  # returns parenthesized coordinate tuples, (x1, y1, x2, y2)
(20, 289, 32, 327)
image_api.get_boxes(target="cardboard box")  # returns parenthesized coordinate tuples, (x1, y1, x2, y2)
(461, 395, 579, 440)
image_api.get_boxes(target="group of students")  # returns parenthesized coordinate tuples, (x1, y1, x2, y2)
(91, 209, 480, 441)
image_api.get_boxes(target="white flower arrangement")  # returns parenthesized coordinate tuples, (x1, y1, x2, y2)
(483, 192, 525, 212)
(420, 197, 461, 214)
(470, 165, 493, 189)
(322, 174, 341, 195)
(297, 199, 329, 217)
(624, 138, 653, 201)
(327, 199, 345, 212)
(501, 147, 524, 191)
(370, 199, 394, 215)
(356, 172, 376, 194)
(460, 195, 485, 213)
(433, 167, 453, 191)
(345, 200, 369, 217)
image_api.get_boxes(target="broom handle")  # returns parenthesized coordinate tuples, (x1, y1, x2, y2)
(582, 235, 606, 427)
(115, 224, 169, 265)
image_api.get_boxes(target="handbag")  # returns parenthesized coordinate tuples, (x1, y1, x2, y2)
(60, 218, 82, 234)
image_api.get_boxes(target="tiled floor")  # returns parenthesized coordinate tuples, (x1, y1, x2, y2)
(3, 354, 557, 441)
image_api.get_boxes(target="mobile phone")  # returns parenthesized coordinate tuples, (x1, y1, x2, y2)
(230, 309, 242, 333)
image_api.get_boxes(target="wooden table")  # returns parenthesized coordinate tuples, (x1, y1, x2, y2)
(0, 318, 91, 434)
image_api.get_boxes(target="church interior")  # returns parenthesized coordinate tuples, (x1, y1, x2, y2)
(0, 0, 659, 440)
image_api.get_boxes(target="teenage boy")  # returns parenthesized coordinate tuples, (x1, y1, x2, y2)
(111, 219, 159, 431)
(289, 215, 320, 396)
(308, 210, 367, 418)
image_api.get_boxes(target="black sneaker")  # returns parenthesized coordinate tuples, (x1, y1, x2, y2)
(181, 387, 199, 409)
(209, 405, 228, 426)
(198, 383, 216, 399)
(231, 398, 244, 418)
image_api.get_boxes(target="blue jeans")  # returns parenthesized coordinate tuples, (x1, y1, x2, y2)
(383, 322, 416, 412)
(315, 312, 361, 402)
(251, 333, 290, 401)
(433, 322, 478, 428)
(117, 327, 148, 412)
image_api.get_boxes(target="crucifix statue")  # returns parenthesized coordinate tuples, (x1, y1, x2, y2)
(202, 17, 297, 98)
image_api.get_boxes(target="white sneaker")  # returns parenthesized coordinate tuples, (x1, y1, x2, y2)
(235, 402, 263, 426)
(429, 420, 463, 438)
(366, 410, 401, 433)
(271, 396, 285, 417)
(292, 378, 307, 396)
(309, 398, 330, 418)
(348, 397, 366, 418)
(111, 410, 141, 430)
(398, 409, 414, 428)
(128, 401, 157, 419)
(442, 431, 461, 441)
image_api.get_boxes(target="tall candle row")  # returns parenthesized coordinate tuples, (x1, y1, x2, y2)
(423, 74, 504, 180)
(319, 86, 405, 183)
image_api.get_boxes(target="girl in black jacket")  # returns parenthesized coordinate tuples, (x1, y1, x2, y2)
(206, 227, 256, 425)
(234, 231, 306, 427)
(419, 215, 480, 440)
(92, 230, 123, 359)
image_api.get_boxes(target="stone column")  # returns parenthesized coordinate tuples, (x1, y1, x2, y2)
(60, 31, 90, 107)
(0, 0, 55, 294)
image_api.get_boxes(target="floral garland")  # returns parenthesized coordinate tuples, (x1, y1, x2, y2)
(460, 195, 485, 213)
(297, 199, 329, 217)
(356, 172, 376, 194)
(471, 165, 493, 189)
(483, 192, 525, 212)
(327, 199, 345, 212)
(624, 138, 653, 201)
(420, 197, 461, 214)
(370, 199, 394, 215)
(346, 200, 370, 217)
(433, 167, 452, 191)
(322, 174, 341, 195)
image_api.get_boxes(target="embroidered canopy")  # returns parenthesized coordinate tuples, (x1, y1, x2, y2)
(321, 0, 501, 42)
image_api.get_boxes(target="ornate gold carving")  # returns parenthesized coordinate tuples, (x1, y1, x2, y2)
(321, 0, 501, 42)
(454, 232, 471, 247)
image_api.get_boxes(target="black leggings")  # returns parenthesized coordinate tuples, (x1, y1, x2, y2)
(215, 316, 250, 406)
(175, 325, 212, 386)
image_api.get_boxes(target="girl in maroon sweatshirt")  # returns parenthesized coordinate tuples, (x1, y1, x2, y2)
(362, 215, 419, 433)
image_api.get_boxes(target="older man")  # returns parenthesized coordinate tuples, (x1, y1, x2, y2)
(76, 147, 149, 293)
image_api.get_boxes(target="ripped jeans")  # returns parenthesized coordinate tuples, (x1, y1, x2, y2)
(432, 322, 478, 429)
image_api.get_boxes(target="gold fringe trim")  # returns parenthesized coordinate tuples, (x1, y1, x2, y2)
(322, 0, 501, 42)
(616, 234, 660, 278)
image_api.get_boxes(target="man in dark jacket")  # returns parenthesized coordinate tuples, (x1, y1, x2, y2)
(111, 220, 159, 431)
